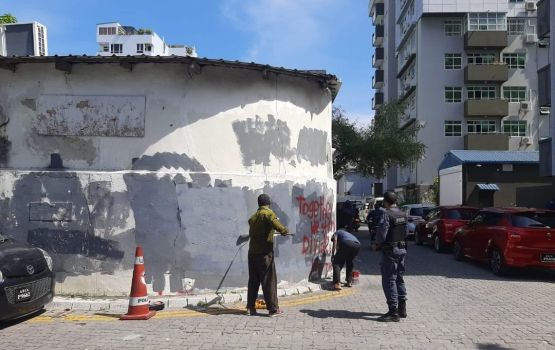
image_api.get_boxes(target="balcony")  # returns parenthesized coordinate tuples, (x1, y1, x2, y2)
(464, 99, 509, 117)
(464, 134, 509, 151)
(372, 47, 384, 68)
(372, 69, 384, 89)
(372, 25, 384, 47)
(464, 64, 508, 83)
(464, 31, 508, 50)
(368, 0, 384, 16)
(538, 65, 551, 107)
(372, 92, 384, 110)
(537, 0, 550, 39)
(372, 3, 385, 25)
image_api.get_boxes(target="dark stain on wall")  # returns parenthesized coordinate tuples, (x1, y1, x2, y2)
(0, 136, 11, 167)
(232, 115, 295, 167)
(296, 127, 328, 166)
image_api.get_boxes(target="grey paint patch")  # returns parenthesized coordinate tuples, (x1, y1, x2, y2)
(29, 202, 73, 222)
(232, 115, 295, 167)
(21, 99, 37, 111)
(36, 95, 146, 137)
(215, 179, 232, 188)
(132, 152, 211, 187)
(0, 136, 11, 167)
(297, 127, 328, 166)
(27, 133, 98, 166)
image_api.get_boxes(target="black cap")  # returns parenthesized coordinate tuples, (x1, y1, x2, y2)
(258, 194, 271, 206)
(383, 191, 397, 205)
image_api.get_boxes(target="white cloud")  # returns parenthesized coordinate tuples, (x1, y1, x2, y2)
(221, 0, 338, 66)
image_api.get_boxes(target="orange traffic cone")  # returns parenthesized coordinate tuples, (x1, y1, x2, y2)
(120, 246, 156, 320)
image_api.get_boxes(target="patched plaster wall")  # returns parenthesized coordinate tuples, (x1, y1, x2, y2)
(0, 63, 337, 296)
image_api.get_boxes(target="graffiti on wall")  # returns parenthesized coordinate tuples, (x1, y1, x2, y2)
(295, 193, 335, 281)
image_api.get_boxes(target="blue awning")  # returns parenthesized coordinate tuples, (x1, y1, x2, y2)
(476, 184, 500, 191)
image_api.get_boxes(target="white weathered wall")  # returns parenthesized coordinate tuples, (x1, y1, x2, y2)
(439, 165, 463, 206)
(0, 63, 336, 296)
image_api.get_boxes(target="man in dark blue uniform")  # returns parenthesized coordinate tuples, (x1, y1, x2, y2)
(371, 191, 408, 322)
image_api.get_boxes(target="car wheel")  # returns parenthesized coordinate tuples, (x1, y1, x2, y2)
(453, 240, 464, 261)
(489, 248, 509, 276)
(415, 229, 423, 246)
(433, 232, 445, 253)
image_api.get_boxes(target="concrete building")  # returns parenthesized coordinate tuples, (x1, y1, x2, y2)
(0, 55, 340, 296)
(0, 22, 47, 56)
(336, 170, 378, 201)
(538, 0, 555, 176)
(96, 22, 197, 57)
(439, 150, 555, 207)
(370, 0, 549, 204)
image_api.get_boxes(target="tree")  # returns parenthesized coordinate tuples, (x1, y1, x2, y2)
(0, 13, 17, 24)
(332, 101, 426, 180)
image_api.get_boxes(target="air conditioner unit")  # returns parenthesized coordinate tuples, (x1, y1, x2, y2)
(521, 137, 532, 146)
(526, 34, 538, 44)
(525, 1, 537, 11)
(520, 101, 531, 111)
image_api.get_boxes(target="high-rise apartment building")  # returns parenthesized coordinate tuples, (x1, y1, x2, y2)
(370, 0, 549, 203)
(96, 22, 197, 57)
(0, 22, 47, 56)
(538, 0, 555, 176)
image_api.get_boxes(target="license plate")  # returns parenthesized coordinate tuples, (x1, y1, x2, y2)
(541, 254, 555, 263)
(16, 287, 31, 303)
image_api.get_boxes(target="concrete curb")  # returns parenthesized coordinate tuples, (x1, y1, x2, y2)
(49, 283, 324, 311)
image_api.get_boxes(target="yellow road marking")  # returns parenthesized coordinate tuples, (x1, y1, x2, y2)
(29, 289, 355, 324)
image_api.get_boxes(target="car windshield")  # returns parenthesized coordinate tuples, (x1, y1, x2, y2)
(409, 207, 432, 217)
(512, 212, 555, 228)
(446, 209, 478, 220)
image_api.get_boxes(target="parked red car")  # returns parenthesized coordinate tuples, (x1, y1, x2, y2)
(453, 208, 555, 275)
(415, 206, 479, 253)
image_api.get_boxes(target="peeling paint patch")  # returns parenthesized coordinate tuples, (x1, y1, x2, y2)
(36, 95, 146, 137)
(21, 99, 37, 111)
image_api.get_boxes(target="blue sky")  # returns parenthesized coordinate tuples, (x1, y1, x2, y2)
(2, 0, 375, 124)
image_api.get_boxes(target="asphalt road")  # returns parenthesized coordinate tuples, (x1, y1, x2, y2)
(1, 226, 554, 349)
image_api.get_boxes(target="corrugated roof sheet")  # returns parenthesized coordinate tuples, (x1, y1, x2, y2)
(0, 55, 341, 100)
(438, 150, 539, 171)
(476, 184, 500, 191)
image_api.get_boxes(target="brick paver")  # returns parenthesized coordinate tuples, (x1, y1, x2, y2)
(1, 226, 554, 349)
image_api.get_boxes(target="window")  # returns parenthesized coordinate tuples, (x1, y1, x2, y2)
(467, 86, 496, 100)
(100, 44, 109, 52)
(444, 121, 462, 136)
(445, 54, 462, 69)
(503, 53, 526, 69)
(99, 27, 117, 35)
(507, 18, 526, 35)
(467, 13, 507, 31)
(37, 25, 45, 56)
(503, 86, 527, 102)
(110, 44, 123, 54)
(145, 44, 152, 52)
(467, 120, 496, 134)
(467, 53, 496, 65)
(445, 87, 462, 103)
(502, 120, 527, 136)
(136, 44, 144, 54)
(445, 20, 462, 36)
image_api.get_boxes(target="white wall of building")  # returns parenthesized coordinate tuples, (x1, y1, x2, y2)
(439, 165, 463, 205)
(0, 62, 336, 296)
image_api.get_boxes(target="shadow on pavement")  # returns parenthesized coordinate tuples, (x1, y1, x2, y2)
(299, 309, 382, 320)
(351, 226, 555, 283)
(0, 309, 46, 330)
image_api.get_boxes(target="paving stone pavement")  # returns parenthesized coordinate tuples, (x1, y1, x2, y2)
(1, 226, 554, 350)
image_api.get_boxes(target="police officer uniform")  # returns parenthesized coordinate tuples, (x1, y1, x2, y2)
(374, 205, 408, 322)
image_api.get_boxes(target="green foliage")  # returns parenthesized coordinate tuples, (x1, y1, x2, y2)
(0, 13, 17, 24)
(137, 28, 153, 35)
(332, 101, 426, 180)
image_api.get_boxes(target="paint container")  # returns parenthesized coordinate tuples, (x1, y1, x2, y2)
(351, 270, 360, 284)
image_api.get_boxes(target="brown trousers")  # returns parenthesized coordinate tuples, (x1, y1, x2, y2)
(247, 251, 278, 311)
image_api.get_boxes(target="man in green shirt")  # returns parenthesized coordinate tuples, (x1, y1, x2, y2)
(246, 194, 289, 317)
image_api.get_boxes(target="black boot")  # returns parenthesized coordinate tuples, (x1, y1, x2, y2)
(398, 300, 407, 318)
(377, 308, 400, 322)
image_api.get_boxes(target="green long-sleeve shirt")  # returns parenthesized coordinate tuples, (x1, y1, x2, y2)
(248, 206, 288, 255)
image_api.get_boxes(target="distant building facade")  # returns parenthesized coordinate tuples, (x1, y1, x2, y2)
(370, 0, 549, 203)
(96, 22, 197, 57)
(0, 22, 47, 56)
